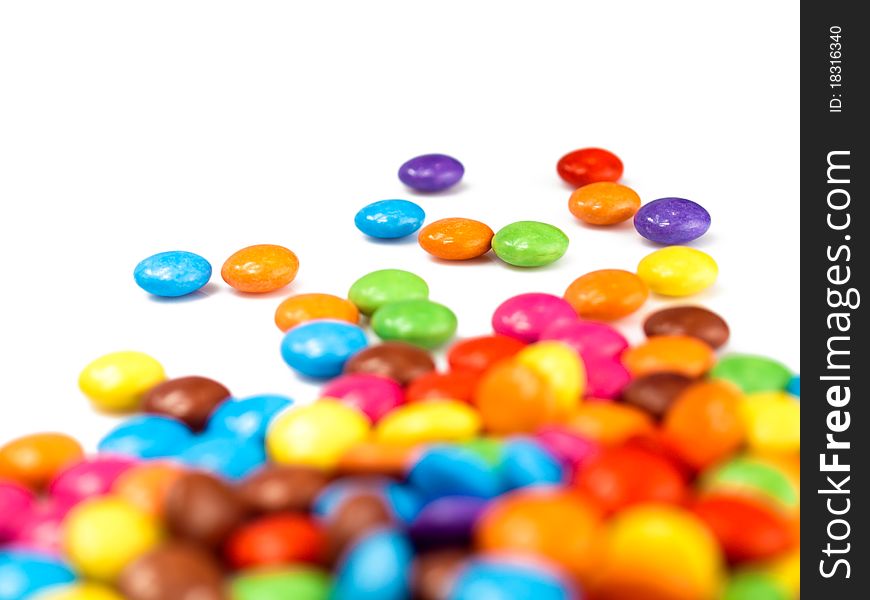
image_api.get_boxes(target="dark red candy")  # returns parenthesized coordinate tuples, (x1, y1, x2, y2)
(344, 342, 435, 386)
(143, 376, 231, 430)
(556, 148, 623, 187)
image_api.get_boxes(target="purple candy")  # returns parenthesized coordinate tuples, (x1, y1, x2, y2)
(398, 154, 464, 192)
(409, 496, 487, 548)
(634, 197, 711, 244)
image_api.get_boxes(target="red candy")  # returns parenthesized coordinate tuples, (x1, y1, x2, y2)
(224, 513, 325, 568)
(556, 148, 624, 187)
(406, 371, 480, 403)
(446, 335, 526, 375)
(693, 494, 795, 562)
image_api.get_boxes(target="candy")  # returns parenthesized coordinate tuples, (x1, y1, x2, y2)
(787, 375, 800, 398)
(568, 182, 641, 225)
(97, 416, 192, 459)
(702, 458, 799, 511)
(491, 221, 569, 267)
(418, 218, 494, 260)
(165, 472, 248, 548)
(515, 341, 586, 416)
(237, 465, 331, 514)
(62, 496, 163, 581)
(337, 441, 415, 477)
(322, 373, 405, 422)
(37, 583, 125, 600)
(78, 351, 166, 413)
(398, 153, 464, 192)
(499, 438, 565, 489)
(447, 334, 526, 374)
(491, 293, 576, 343)
(348, 269, 430, 316)
(634, 197, 711, 245)
(693, 495, 795, 562)
(406, 370, 478, 403)
(721, 570, 790, 600)
(206, 394, 293, 440)
(0, 433, 84, 490)
(534, 426, 599, 470)
(458, 437, 504, 467)
(231, 567, 332, 600)
(142, 375, 230, 431)
(0, 550, 76, 600)
(563, 269, 649, 321)
(637, 246, 718, 296)
(332, 529, 414, 600)
(221, 244, 299, 293)
(583, 357, 632, 400)
(133, 251, 211, 297)
(118, 542, 224, 600)
(355, 199, 426, 239)
(371, 299, 458, 348)
(556, 147, 623, 187)
(267, 400, 370, 469)
(0, 482, 34, 541)
(374, 400, 481, 446)
(111, 463, 183, 517)
(622, 335, 716, 378)
(176, 435, 266, 480)
(409, 496, 487, 548)
(325, 493, 394, 561)
(408, 446, 502, 499)
(225, 513, 325, 569)
(344, 341, 436, 385)
(740, 392, 800, 454)
(280, 320, 368, 378)
(449, 558, 576, 600)
(412, 549, 468, 600)
(275, 293, 360, 332)
(473, 360, 557, 434)
(563, 403, 654, 446)
(621, 372, 693, 419)
(710, 354, 792, 393)
(49, 456, 136, 503)
(643, 305, 730, 348)
(312, 477, 396, 519)
(540, 319, 628, 362)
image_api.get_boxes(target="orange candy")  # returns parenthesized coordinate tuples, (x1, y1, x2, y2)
(476, 489, 603, 582)
(112, 462, 184, 517)
(336, 441, 417, 477)
(564, 270, 649, 321)
(417, 218, 494, 261)
(0, 432, 84, 489)
(406, 370, 480, 403)
(221, 244, 299, 293)
(224, 513, 325, 569)
(568, 182, 641, 225)
(473, 360, 558, 434)
(563, 404, 655, 446)
(663, 381, 745, 469)
(622, 335, 716, 378)
(274, 293, 360, 332)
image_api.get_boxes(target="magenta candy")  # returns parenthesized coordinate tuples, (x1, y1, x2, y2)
(12, 498, 75, 554)
(321, 373, 405, 422)
(491, 293, 576, 343)
(48, 456, 137, 503)
(0, 481, 36, 541)
(539, 319, 628, 362)
(584, 358, 631, 399)
(535, 426, 599, 469)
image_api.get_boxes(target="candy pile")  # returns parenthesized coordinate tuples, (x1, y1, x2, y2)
(1, 148, 799, 600)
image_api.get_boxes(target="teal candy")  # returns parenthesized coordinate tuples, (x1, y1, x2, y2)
(0, 550, 76, 600)
(331, 529, 413, 600)
(176, 434, 266, 480)
(98, 415, 193, 459)
(491, 221, 569, 267)
(449, 559, 577, 600)
(281, 320, 369, 378)
(134, 250, 212, 297)
(355, 199, 425, 239)
(500, 438, 566, 489)
(787, 375, 800, 398)
(207, 394, 293, 440)
(408, 446, 503, 499)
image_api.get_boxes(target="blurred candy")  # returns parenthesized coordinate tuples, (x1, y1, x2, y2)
(225, 513, 325, 569)
(637, 246, 718, 297)
(499, 438, 565, 489)
(97, 415, 192, 459)
(564, 403, 654, 446)
(540, 319, 628, 362)
(165, 472, 248, 548)
(563, 269, 649, 321)
(740, 392, 800, 454)
(643, 305, 729, 348)
(355, 199, 426, 239)
(206, 394, 293, 440)
(447, 335, 526, 374)
(345, 342, 435, 386)
(133, 251, 211, 298)
(12, 497, 73, 554)
(492, 293, 576, 343)
(237, 464, 331, 514)
(337, 441, 415, 477)
(449, 558, 577, 600)
(622, 335, 716, 378)
(176, 434, 265, 480)
(418, 218, 494, 260)
(0, 481, 34, 541)
(408, 446, 502, 499)
(474, 360, 557, 434)
(275, 293, 360, 332)
(412, 549, 469, 600)
(721, 570, 790, 600)
(693, 495, 795, 562)
(281, 320, 369, 378)
(534, 426, 599, 470)
(111, 463, 183, 518)
(409, 496, 488, 548)
(491, 221, 569, 267)
(49, 456, 136, 504)
(371, 299, 458, 349)
(584, 358, 632, 400)
(37, 582, 126, 600)
(142, 375, 230, 431)
(118, 542, 225, 600)
(332, 529, 413, 600)
(786, 375, 800, 398)
(375, 400, 481, 446)
(406, 370, 478, 403)
(221, 244, 299, 293)
(323, 373, 405, 422)
(702, 457, 799, 512)
(0, 550, 76, 600)
(78, 351, 165, 413)
(348, 269, 429, 316)
(621, 373, 693, 419)
(0, 433, 84, 490)
(399, 153, 464, 192)
(325, 493, 394, 562)
(231, 567, 332, 600)
(711, 354, 792, 393)
(516, 341, 585, 416)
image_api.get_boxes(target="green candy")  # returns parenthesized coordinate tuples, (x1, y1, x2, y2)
(491, 221, 569, 267)
(371, 299, 458, 349)
(722, 571, 789, 600)
(348, 269, 429, 315)
(460, 437, 504, 466)
(710, 354, 791, 393)
(701, 457, 798, 509)
(231, 568, 332, 600)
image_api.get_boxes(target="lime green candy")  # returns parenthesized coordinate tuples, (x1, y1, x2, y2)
(491, 221, 569, 267)
(232, 568, 332, 600)
(722, 571, 789, 600)
(348, 269, 429, 315)
(702, 457, 798, 510)
(710, 354, 791, 393)
(371, 299, 458, 348)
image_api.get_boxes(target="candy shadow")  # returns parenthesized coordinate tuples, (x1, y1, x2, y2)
(427, 254, 497, 267)
(635, 231, 717, 250)
(405, 181, 469, 198)
(145, 282, 220, 303)
(360, 234, 421, 247)
(228, 285, 299, 300)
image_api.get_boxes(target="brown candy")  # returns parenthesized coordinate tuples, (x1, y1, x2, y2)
(165, 472, 247, 548)
(412, 549, 469, 600)
(621, 372, 694, 419)
(143, 375, 231, 430)
(237, 465, 331, 514)
(344, 342, 436, 386)
(325, 492, 394, 563)
(119, 542, 226, 600)
(643, 306, 730, 349)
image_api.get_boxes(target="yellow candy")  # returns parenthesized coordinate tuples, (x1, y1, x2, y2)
(62, 496, 163, 581)
(34, 583, 125, 600)
(597, 505, 724, 600)
(78, 351, 165, 412)
(375, 399, 481, 445)
(516, 341, 585, 416)
(266, 399, 370, 469)
(636, 246, 718, 296)
(763, 547, 800, 599)
(741, 392, 800, 454)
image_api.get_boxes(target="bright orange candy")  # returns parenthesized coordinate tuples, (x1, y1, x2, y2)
(0, 433, 84, 490)
(476, 489, 603, 583)
(274, 293, 360, 332)
(221, 244, 299, 293)
(568, 182, 641, 225)
(563, 404, 655, 446)
(622, 335, 716, 378)
(112, 462, 184, 517)
(418, 218, 495, 261)
(564, 270, 649, 321)
(406, 370, 480, 403)
(473, 360, 558, 434)
(663, 381, 745, 469)
(224, 513, 325, 569)
(336, 441, 418, 477)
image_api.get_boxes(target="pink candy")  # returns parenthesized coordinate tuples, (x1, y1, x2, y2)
(540, 319, 628, 362)
(491, 293, 576, 343)
(12, 497, 76, 554)
(48, 456, 137, 503)
(321, 373, 405, 422)
(535, 425, 599, 469)
(584, 359, 631, 400)
(0, 481, 35, 541)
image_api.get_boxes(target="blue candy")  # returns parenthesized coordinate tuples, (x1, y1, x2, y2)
(176, 434, 265, 480)
(0, 550, 76, 600)
(500, 438, 566, 490)
(311, 477, 424, 524)
(332, 529, 413, 600)
(207, 394, 293, 439)
(133, 251, 212, 297)
(408, 446, 503, 499)
(280, 320, 368, 378)
(98, 415, 193, 459)
(383, 483, 426, 524)
(354, 199, 426, 239)
(787, 375, 800, 398)
(449, 559, 578, 600)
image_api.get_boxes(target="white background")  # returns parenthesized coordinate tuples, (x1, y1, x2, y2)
(0, 1, 800, 446)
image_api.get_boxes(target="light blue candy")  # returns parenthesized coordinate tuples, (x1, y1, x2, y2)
(313, 477, 392, 518)
(408, 446, 503, 500)
(207, 394, 293, 439)
(176, 434, 265, 480)
(449, 559, 578, 600)
(134, 251, 212, 297)
(0, 551, 76, 600)
(354, 199, 425, 239)
(332, 529, 413, 600)
(98, 415, 193, 459)
(383, 483, 426, 524)
(500, 438, 566, 490)
(281, 320, 368, 378)
(787, 375, 800, 398)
